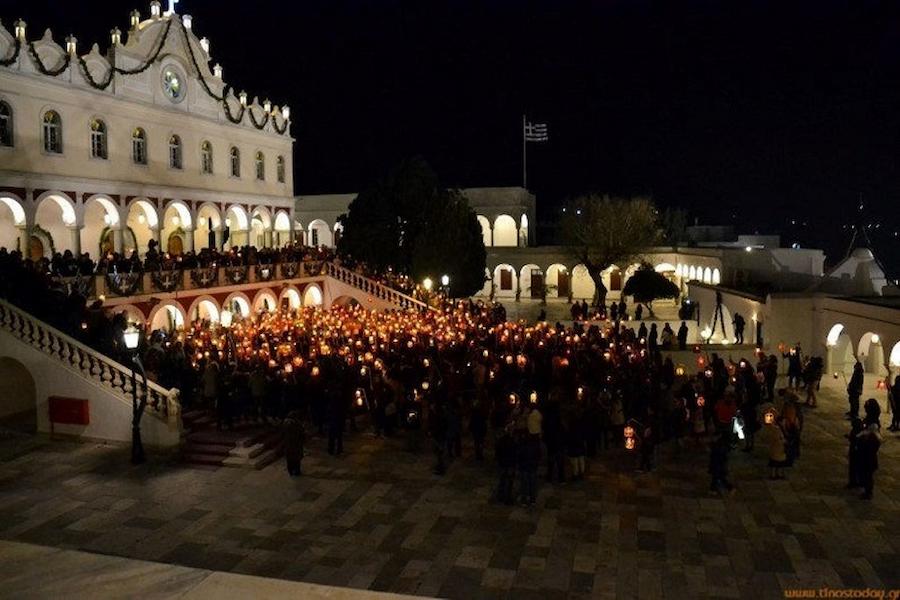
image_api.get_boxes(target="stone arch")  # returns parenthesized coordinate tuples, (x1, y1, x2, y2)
(109, 303, 146, 326)
(519, 214, 529, 246)
(125, 198, 159, 256)
(250, 206, 273, 247)
(712, 268, 721, 285)
(857, 332, 886, 375)
(493, 263, 517, 298)
(223, 291, 252, 317)
(654, 262, 676, 273)
(0, 192, 27, 252)
(331, 295, 360, 308)
(34, 191, 77, 257)
(571, 264, 596, 300)
(492, 214, 517, 247)
(224, 205, 249, 247)
(826, 323, 856, 377)
(308, 219, 332, 247)
(161, 200, 193, 255)
(546, 263, 569, 299)
(0, 356, 37, 430)
(82, 194, 127, 256)
(688, 265, 697, 281)
(187, 295, 221, 324)
(303, 283, 323, 307)
(253, 288, 279, 313)
(273, 211, 291, 246)
(280, 285, 301, 310)
(702, 267, 713, 284)
(194, 202, 222, 251)
(148, 300, 186, 332)
(476, 215, 491, 246)
(519, 263, 541, 299)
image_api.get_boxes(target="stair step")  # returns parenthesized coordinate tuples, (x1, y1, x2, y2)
(182, 453, 226, 467)
(183, 443, 233, 458)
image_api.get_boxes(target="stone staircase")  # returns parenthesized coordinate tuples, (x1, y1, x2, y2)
(180, 410, 283, 469)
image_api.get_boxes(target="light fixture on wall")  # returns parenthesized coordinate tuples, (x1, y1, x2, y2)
(239, 91, 248, 106)
(14, 20, 26, 40)
(182, 14, 192, 29)
(110, 27, 121, 46)
(130, 10, 141, 28)
(282, 105, 290, 119)
(200, 37, 209, 53)
(213, 64, 223, 78)
(66, 35, 77, 55)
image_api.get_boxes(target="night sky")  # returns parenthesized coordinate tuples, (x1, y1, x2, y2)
(4, 0, 899, 270)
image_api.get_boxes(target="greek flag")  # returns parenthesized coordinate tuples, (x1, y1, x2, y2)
(525, 121, 548, 142)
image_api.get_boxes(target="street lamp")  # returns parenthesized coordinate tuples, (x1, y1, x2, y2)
(123, 325, 147, 465)
(422, 277, 433, 292)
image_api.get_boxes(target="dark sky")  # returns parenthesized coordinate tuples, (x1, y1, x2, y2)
(4, 0, 899, 269)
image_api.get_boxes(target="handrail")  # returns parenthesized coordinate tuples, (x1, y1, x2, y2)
(0, 298, 180, 423)
(323, 262, 430, 310)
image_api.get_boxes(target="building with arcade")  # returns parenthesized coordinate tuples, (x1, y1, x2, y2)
(0, 1, 296, 261)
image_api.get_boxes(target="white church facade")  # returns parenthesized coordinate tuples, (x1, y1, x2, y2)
(0, 1, 296, 260)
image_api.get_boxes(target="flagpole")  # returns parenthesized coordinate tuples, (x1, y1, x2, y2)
(522, 114, 527, 190)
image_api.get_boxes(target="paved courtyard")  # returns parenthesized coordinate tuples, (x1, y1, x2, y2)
(0, 378, 897, 600)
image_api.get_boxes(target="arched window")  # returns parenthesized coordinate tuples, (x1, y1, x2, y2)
(201, 140, 213, 174)
(255, 151, 265, 180)
(132, 128, 147, 164)
(90, 119, 108, 159)
(276, 155, 285, 183)
(168, 134, 182, 169)
(0, 101, 12, 147)
(230, 146, 240, 177)
(42, 110, 62, 154)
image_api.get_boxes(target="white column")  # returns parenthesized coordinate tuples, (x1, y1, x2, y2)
(183, 227, 195, 253)
(113, 228, 125, 254)
(68, 225, 83, 255)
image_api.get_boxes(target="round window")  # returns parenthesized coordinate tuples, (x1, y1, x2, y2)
(161, 67, 185, 103)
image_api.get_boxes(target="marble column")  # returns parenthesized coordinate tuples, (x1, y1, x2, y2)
(68, 225, 83, 255)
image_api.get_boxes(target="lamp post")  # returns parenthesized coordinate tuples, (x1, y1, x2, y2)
(123, 326, 147, 465)
(440, 274, 450, 297)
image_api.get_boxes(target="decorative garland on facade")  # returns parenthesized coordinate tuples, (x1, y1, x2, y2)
(0, 37, 21, 67)
(76, 20, 172, 91)
(150, 269, 181, 292)
(105, 271, 142, 296)
(224, 265, 248, 285)
(7, 18, 289, 134)
(26, 41, 71, 76)
(189, 266, 218, 288)
(254, 264, 274, 282)
(305, 261, 325, 277)
(280, 262, 299, 279)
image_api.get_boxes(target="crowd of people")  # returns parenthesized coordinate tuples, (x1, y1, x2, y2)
(0, 243, 892, 502)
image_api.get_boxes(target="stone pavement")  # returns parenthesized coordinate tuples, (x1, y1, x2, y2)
(0, 379, 897, 600)
(0, 540, 424, 600)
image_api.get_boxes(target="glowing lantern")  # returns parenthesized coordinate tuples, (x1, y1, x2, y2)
(508, 393, 517, 405)
(577, 387, 584, 400)
(355, 389, 365, 407)
(421, 381, 430, 390)
(284, 364, 293, 374)
(529, 391, 538, 404)
(311, 366, 320, 377)
(625, 437, 636, 451)
(675, 365, 686, 376)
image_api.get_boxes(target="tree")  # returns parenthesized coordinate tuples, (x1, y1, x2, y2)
(338, 158, 487, 297)
(559, 194, 661, 305)
(622, 263, 679, 317)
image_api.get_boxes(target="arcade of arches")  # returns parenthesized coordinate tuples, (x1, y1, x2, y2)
(0, 191, 296, 259)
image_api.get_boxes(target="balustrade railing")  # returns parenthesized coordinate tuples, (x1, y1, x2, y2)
(0, 298, 180, 423)
(323, 262, 429, 310)
(49, 260, 427, 311)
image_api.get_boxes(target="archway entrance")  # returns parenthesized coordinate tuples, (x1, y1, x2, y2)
(0, 357, 37, 432)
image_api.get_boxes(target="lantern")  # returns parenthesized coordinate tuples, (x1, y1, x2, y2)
(482, 349, 489, 358)
(577, 386, 584, 400)
(421, 381, 429, 391)
(360, 366, 368, 376)
(625, 437, 636, 451)
(311, 366, 320, 377)
(529, 391, 538, 404)
(423, 358, 430, 368)
(508, 393, 517, 405)
(505, 355, 514, 365)
(284, 364, 293, 374)
(355, 389, 365, 407)
(704, 368, 713, 378)
(696, 395, 705, 408)
(675, 365, 686, 376)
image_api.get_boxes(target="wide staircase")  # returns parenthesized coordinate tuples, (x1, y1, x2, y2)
(179, 409, 283, 469)
(0, 298, 181, 448)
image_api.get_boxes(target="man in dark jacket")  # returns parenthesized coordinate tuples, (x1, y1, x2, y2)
(846, 361, 864, 419)
(677, 321, 689, 351)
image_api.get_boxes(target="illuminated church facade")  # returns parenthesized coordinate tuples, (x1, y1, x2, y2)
(0, 1, 296, 260)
